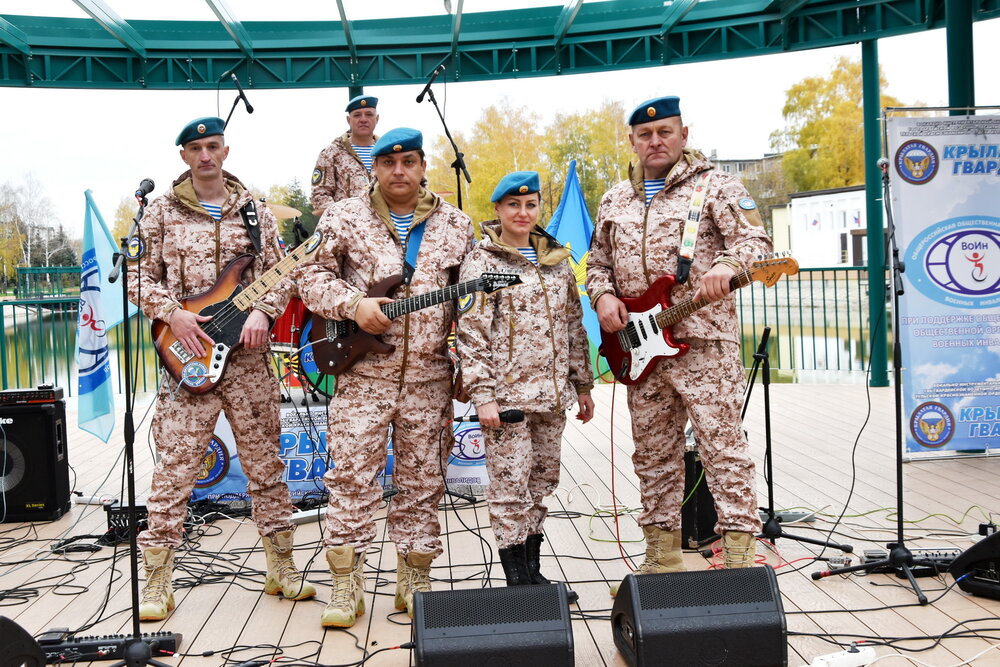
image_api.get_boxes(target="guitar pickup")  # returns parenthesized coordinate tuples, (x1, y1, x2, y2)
(169, 341, 194, 363)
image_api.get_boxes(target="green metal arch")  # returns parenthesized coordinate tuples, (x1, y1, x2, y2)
(1, 0, 998, 90)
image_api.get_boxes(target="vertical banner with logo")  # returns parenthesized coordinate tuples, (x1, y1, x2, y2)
(887, 114, 1000, 457)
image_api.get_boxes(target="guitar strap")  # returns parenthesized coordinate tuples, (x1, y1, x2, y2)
(676, 170, 713, 285)
(239, 199, 263, 255)
(402, 220, 426, 285)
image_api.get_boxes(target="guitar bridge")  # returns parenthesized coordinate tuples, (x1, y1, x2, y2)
(169, 341, 194, 363)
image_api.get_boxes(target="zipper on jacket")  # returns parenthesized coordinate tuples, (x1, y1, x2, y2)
(537, 268, 562, 413)
(178, 254, 186, 295)
(507, 294, 515, 363)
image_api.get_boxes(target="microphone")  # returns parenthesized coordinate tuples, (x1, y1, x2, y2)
(134, 178, 155, 199)
(454, 409, 525, 424)
(876, 157, 889, 171)
(416, 65, 445, 103)
(230, 73, 254, 113)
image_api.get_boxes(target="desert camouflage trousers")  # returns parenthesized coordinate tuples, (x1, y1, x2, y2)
(483, 411, 566, 548)
(138, 348, 293, 550)
(322, 373, 452, 557)
(626, 339, 761, 534)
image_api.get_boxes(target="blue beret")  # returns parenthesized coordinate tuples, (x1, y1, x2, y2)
(176, 116, 225, 146)
(372, 127, 423, 158)
(491, 171, 541, 202)
(346, 95, 378, 112)
(628, 96, 681, 126)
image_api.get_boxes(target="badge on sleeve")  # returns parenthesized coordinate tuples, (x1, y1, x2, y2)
(312, 168, 323, 185)
(458, 293, 476, 313)
(738, 197, 757, 210)
(125, 235, 145, 261)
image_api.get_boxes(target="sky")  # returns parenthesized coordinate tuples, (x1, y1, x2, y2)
(2, 1, 1000, 240)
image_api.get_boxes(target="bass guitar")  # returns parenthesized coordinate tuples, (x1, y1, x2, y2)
(309, 272, 522, 376)
(151, 231, 323, 394)
(599, 255, 798, 385)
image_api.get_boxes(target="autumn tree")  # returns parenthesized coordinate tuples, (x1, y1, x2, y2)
(544, 100, 633, 216)
(112, 196, 138, 243)
(771, 56, 903, 192)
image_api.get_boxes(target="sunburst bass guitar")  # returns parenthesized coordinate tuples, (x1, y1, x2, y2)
(308, 272, 522, 376)
(599, 255, 798, 385)
(151, 231, 323, 394)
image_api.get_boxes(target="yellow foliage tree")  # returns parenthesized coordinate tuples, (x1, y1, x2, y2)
(771, 56, 903, 192)
(111, 196, 138, 244)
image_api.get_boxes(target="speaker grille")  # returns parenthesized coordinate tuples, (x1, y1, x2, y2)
(422, 586, 564, 629)
(1, 440, 27, 492)
(638, 568, 775, 610)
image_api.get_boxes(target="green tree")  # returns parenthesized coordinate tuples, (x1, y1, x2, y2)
(266, 179, 319, 249)
(741, 155, 789, 236)
(771, 56, 903, 192)
(544, 100, 633, 217)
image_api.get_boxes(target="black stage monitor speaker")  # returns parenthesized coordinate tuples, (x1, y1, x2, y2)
(949, 532, 1000, 600)
(0, 400, 70, 523)
(412, 583, 574, 667)
(0, 615, 45, 667)
(612, 566, 786, 667)
(682, 447, 718, 548)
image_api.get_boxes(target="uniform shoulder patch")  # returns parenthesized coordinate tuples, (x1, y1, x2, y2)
(738, 197, 756, 210)
(125, 235, 145, 261)
(312, 168, 323, 186)
(458, 293, 476, 313)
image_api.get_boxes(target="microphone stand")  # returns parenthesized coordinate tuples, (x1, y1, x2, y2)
(744, 327, 853, 553)
(108, 193, 172, 667)
(809, 160, 937, 604)
(419, 81, 471, 210)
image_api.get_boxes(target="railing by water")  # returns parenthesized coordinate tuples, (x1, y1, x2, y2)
(1, 266, 889, 393)
(1, 297, 159, 395)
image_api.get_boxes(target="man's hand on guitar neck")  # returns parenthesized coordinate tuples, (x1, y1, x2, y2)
(692, 263, 736, 304)
(355, 296, 394, 334)
(169, 308, 214, 357)
(595, 293, 629, 333)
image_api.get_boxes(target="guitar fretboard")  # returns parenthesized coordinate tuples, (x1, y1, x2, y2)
(654, 269, 752, 327)
(233, 240, 317, 311)
(381, 278, 482, 319)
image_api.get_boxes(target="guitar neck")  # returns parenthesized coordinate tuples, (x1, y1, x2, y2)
(382, 278, 482, 319)
(233, 245, 312, 311)
(656, 269, 753, 327)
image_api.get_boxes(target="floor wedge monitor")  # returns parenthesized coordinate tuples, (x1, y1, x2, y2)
(412, 583, 573, 667)
(0, 400, 70, 523)
(612, 566, 786, 667)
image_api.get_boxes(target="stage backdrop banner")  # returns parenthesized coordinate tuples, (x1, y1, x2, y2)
(887, 114, 1000, 458)
(190, 401, 489, 502)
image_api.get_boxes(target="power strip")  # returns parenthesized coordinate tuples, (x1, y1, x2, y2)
(808, 645, 876, 667)
(290, 507, 326, 525)
(760, 510, 816, 523)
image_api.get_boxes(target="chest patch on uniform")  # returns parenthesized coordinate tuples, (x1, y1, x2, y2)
(312, 168, 323, 185)
(125, 235, 145, 261)
(738, 197, 757, 210)
(458, 293, 475, 313)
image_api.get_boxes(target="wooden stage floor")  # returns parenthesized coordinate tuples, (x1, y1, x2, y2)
(3, 382, 1000, 666)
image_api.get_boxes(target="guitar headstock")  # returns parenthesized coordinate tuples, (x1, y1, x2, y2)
(749, 253, 799, 286)
(479, 272, 523, 293)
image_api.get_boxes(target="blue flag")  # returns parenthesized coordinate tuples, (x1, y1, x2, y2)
(546, 160, 608, 380)
(77, 191, 136, 442)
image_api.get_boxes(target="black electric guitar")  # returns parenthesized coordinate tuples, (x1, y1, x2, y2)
(599, 255, 798, 385)
(151, 231, 323, 394)
(309, 272, 521, 376)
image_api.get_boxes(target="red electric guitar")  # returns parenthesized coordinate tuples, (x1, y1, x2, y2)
(599, 255, 798, 385)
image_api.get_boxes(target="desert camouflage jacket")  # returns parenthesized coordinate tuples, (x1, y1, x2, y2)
(126, 169, 290, 324)
(295, 184, 475, 384)
(309, 132, 376, 215)
(586, 148, 772, 343)
(458, 223, 594, 414)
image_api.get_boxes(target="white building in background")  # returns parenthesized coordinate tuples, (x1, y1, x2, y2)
(785, 185, 885, 268)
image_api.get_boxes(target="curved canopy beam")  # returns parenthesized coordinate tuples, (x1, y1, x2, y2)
(0, 1, 997, 89)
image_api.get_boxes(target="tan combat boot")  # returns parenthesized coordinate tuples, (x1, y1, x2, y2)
(262, 529, 317, 601)
(610, 526, 685, 597)
(321, 546, 366, 628)
(723, 531, 757, 568)
(394, 550, 434, 617)
(139, 547, 175, 621)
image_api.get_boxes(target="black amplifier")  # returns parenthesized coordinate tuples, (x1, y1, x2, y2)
(0, 384, 65, 405)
